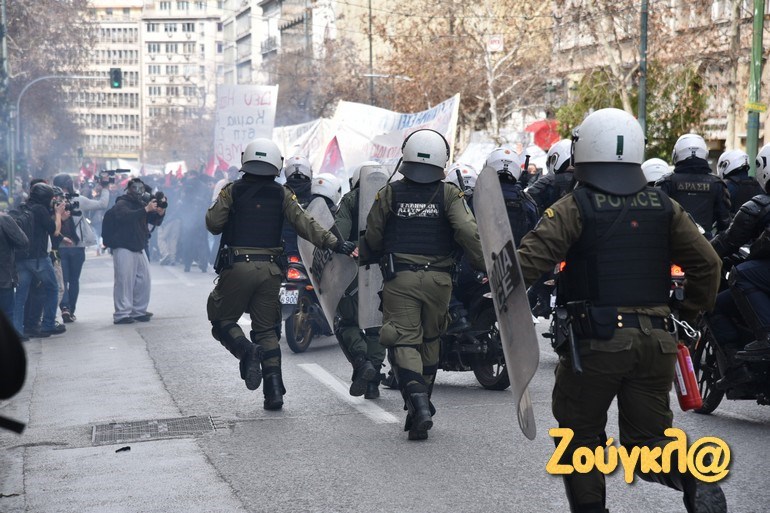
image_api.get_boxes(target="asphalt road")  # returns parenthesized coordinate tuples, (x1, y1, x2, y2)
(1, 255, 768, 513)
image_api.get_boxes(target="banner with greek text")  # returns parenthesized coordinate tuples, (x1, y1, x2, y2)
(215, 84, 278, 169)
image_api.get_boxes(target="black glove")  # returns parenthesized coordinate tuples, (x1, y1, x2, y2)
(334, 240, 356, 256)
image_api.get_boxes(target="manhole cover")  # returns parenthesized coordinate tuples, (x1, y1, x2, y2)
(92, 415, 215, 445)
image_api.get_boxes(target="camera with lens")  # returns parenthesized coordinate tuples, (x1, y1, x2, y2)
(140, 190, 168, 209)
(64, 192, 82, 217)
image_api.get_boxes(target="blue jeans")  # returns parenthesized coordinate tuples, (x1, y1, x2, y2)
(60, 247, 86, 313)
(14, 257, 58, 333)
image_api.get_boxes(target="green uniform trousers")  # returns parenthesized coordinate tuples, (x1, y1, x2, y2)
(552, 326, 678, 507)
(379, 270, 452, 391)
(206, 261, 283, 367)
(336, 286, 385, 368)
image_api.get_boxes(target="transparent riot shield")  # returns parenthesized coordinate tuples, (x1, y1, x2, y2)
(357, 165, 390, 329)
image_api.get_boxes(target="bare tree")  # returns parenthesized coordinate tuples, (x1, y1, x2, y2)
(144, 109, 216, 166)
(3, 0, 95, 177)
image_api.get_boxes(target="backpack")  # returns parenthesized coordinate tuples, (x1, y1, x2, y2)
(101, 205, 118, 248)
(501, 182, 538, 246)
(7, 204, 35, 259)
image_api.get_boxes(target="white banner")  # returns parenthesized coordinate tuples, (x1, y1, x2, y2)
(330, 94, 461, 170)
(215, 84, 278, 169)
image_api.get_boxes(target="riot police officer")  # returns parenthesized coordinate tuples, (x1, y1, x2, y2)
(641, 158, 671, 186)
(310, 173, 343, 214)
(526, 138, 576, 211)
(517, 109, 725, 513)
(281, 155, 314, 257)
(363, 129, 485, 440)
(657, 133, 731, 238)
(206, 139, 355, 410)
(334, 163, 387, 399)
(710, 142, 770, 362)
(716, 149, 764, 215)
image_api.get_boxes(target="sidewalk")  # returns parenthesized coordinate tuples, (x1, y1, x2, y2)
(0, 255, 247, 513)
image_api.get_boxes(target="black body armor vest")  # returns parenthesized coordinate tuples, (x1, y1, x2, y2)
(559, 186, 674, 307)
(553, 171, 575, 200)
(225, 179, 284, 248)
(727, 175, 764, 214)
(667, 172, 720, 229)
(748, 195, 770, 259)
(383, 181, 452, 256)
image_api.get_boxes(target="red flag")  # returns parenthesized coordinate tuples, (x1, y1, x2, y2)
(176, 165, 183, 179)
(204, 155, 216, 176)
(217, 156, 230, 172)
(318, 136, 345, 179)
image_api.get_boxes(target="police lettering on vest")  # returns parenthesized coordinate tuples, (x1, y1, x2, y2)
(560, 187, 673, 307)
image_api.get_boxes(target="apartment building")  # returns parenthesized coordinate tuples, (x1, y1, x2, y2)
(71, 0, 223, 163)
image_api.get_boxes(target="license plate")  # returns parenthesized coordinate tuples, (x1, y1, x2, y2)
(280, 288, 298, 305)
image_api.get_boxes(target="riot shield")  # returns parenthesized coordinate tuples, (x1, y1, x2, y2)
(297, 198, 359, 329)
(357, 165, 390, 329)
(474, 166, 540, 440)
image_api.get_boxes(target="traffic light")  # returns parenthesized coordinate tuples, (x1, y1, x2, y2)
(109, 68, 122, 89)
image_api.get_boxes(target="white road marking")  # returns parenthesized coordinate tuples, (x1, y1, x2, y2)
(298, 363, 399, 424)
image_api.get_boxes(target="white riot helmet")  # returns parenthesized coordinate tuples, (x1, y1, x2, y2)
(672, 133, 708, 164)
(754, 144, 770, 193)
(572, 108, 646, 195)
(445, 162, 478, 190)
(350, 160, 381, 189)
(546, 139, 572, 175)
(241, 138, 284, 176)
(717, 149, 750, 178)
(284, 155, 313, 180)
(398, 129, 450, 183)
(641, 158, 670, 184)
(311, 173, 343, 206)
(485, 147, 522, 181)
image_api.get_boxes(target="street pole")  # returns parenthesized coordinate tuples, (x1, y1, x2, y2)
(638, 0, 648, 135)
(368, 0, 374, 106)
(747, 0, 765, 176)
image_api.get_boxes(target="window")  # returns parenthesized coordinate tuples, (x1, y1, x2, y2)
(106, 8, 113, 15)
(182, 22, 195, 32)
(149, 86, 162, 96)
(147, 22, 159, 32)
(166, 43, 178, 53)
(167, 86, 179, 96)
(177, 1, 190, 10)
(183, 42, 195, 53)
(166, 65, 179, 75)
(195, 2, 205, 10)
(148, 43, 160, 53)
(148, 64, 161, 75)
(165, 23, 177, 32)
(184, 86, 198, 96)
(160, 2, 171, 10)
(217, 22, 223, 32)
(123, 7, 130, 16)
(216, 42, 223, 53)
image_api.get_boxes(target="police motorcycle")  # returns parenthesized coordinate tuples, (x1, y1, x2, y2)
(281, 252, 333, 353)
(281, 173, 343, 353)
(687, 249, 770, 414)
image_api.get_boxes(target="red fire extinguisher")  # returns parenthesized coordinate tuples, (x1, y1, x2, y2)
(673, 342, 703, 411)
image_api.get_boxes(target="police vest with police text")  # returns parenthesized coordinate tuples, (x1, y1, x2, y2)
(225, 178, 284, 248)
(559, 186, 674, 307)
(383, 180, 453, 256)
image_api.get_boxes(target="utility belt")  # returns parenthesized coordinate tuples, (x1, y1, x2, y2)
(380, 253, 452, 282)
(552, 302, 669, 375)
(214, 247, 287, 275)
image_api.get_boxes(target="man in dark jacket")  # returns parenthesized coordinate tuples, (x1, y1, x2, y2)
(13, 183, 65, 337)
(109, 178, 166, 324)
(0, 212, 29, 327)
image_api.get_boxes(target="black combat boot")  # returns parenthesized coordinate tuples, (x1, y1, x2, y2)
(212, 322, 262, 390)
(364, 377, 380, 399)
(736, 334, 770, 361)
(349, 356, 377, 397)
(405, 392, 433, 441)
(446, 305, 471, 334)
(262, 369, 285, 411)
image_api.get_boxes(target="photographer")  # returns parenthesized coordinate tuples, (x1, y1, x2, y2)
(105, 178, 166, 324)
(53, 173, 110, 323)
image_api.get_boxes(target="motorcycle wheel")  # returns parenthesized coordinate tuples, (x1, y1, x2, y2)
(691, 327, 725, 415)
(285, 295, 315, 353)
(471, 307, 511, 391)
